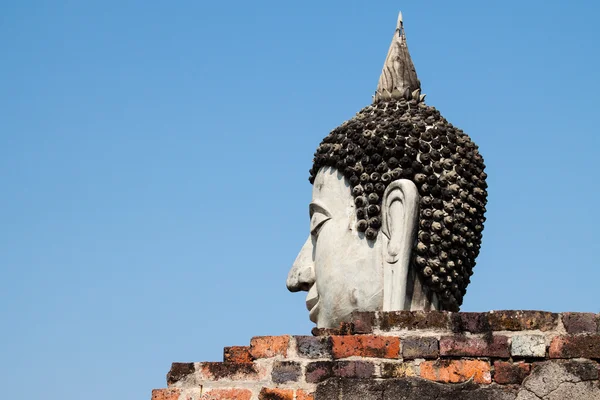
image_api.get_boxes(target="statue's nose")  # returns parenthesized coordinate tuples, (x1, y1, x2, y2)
(286, 236, 315, 292)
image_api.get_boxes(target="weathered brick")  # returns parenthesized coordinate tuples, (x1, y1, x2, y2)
(311, 327, 342, 337)
(350, 311, 376, 334)
(295, 390, 314, 400)
(305, 361, 374, 382)
(223, 346, 252, 363)
(380, 362, 418, 378)
(450, 312, 492, 333)
(258, 387, 294, 400)
(493, 361, 531, 384)
(271, 361, 301, 383)
(337, 322, 354, 335)
(560, 359, 600, 381)
(511, 334, 546, 358)
(562, 312, 598, 334)
(379, 311, 450, 331)
(250, 336, 290, 359)
(331, 335, 400, 359)
(152, 388, 180, 400)
(305, 361, 333, 383)
(439, 335, 510, 358)
(332, 361, 375, 378)
(549, 335, 600, 359)
(486, 310, 558, 331)
(401, 337, 439, 360)
(295, 336, 332, 359)
(420, 359, 492, 384)
(200, 389, 252, 400)
(167, 363, 195, 385)
(199, 362, 262, 381)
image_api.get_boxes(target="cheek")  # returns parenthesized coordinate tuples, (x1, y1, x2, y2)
(313, 219, 384, 309)
(313, 220, 365, 287)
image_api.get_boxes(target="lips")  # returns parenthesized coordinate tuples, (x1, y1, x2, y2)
(305, 284, 320, 323)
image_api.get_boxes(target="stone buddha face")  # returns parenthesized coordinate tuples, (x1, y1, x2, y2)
(287, 166, 436, 328)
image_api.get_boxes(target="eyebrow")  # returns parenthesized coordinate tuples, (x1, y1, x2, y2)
(309, 201, 331, 219)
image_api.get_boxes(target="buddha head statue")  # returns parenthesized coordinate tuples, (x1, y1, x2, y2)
(286, 13, 487, 328)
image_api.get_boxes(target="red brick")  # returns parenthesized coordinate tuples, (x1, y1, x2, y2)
(331, 335, 400, 359)
(199, 362, 262, 381)
(223, 346, 253, 363)
(152, 388, 180, 400)
(487, 311, 558, 331)
(549, 335, 600, 359)
(295, 390, 314, 400)
(561, 313, 598, 334)
(200, 389, 252, 400)
(493, 361, 531, 384)
(439, 335, 510, 358)
(420, 360, 491, 384)
(258, 387, 294, 400)
(250, 336, 290, 359)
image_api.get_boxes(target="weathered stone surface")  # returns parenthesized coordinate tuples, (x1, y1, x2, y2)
(332, 361, 376, 379)
(420, 360, 492, 384)
(271, 361, 301, 383)
(151, 388, 181, 400)
(549, 335, 600, 358)
(156, 310, 600, 400)
(487, 311, 558, 331)
(439, 335, 509, 358)
(350, 311, 376, 334)
(315, 378, 517, 400)
(305, 361, 376, 383)
(516, 360, 600, 399)
(381, 362, 418, 378)
(259, 387, 294, 400)
(511, 335, 546, 358)
(200, 388, 253, 400)
(295, 389, 314, 400)
(305, 362, 334, 383)
(223, 346, 253, 363)
(450, 312, 492, 333)
(296, 336, 332, 359)
(331, 335, 400, 359)
(402, 336, 439, 359)
(199, 362, 262, 381)
(379, 311, 450, 331)
(493, 361, 531, 384)
(250, 336, 290, 359)
(167, 363, 195, 385)
(562, 312, 598, 334)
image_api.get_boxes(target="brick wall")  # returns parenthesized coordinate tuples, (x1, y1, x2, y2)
(151, 311, 600, 399)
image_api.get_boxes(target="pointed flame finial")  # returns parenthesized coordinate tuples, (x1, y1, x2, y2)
(374, 12, 421, 103)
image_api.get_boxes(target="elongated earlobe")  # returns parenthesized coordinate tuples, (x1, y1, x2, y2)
(381, 179, 420, 310)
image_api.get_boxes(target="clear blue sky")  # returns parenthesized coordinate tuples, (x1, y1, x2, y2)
(1, 1, 598, 399)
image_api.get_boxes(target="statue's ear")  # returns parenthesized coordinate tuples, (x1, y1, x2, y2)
(381, 179, 420, 263)
(380, 179, 420, 310)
